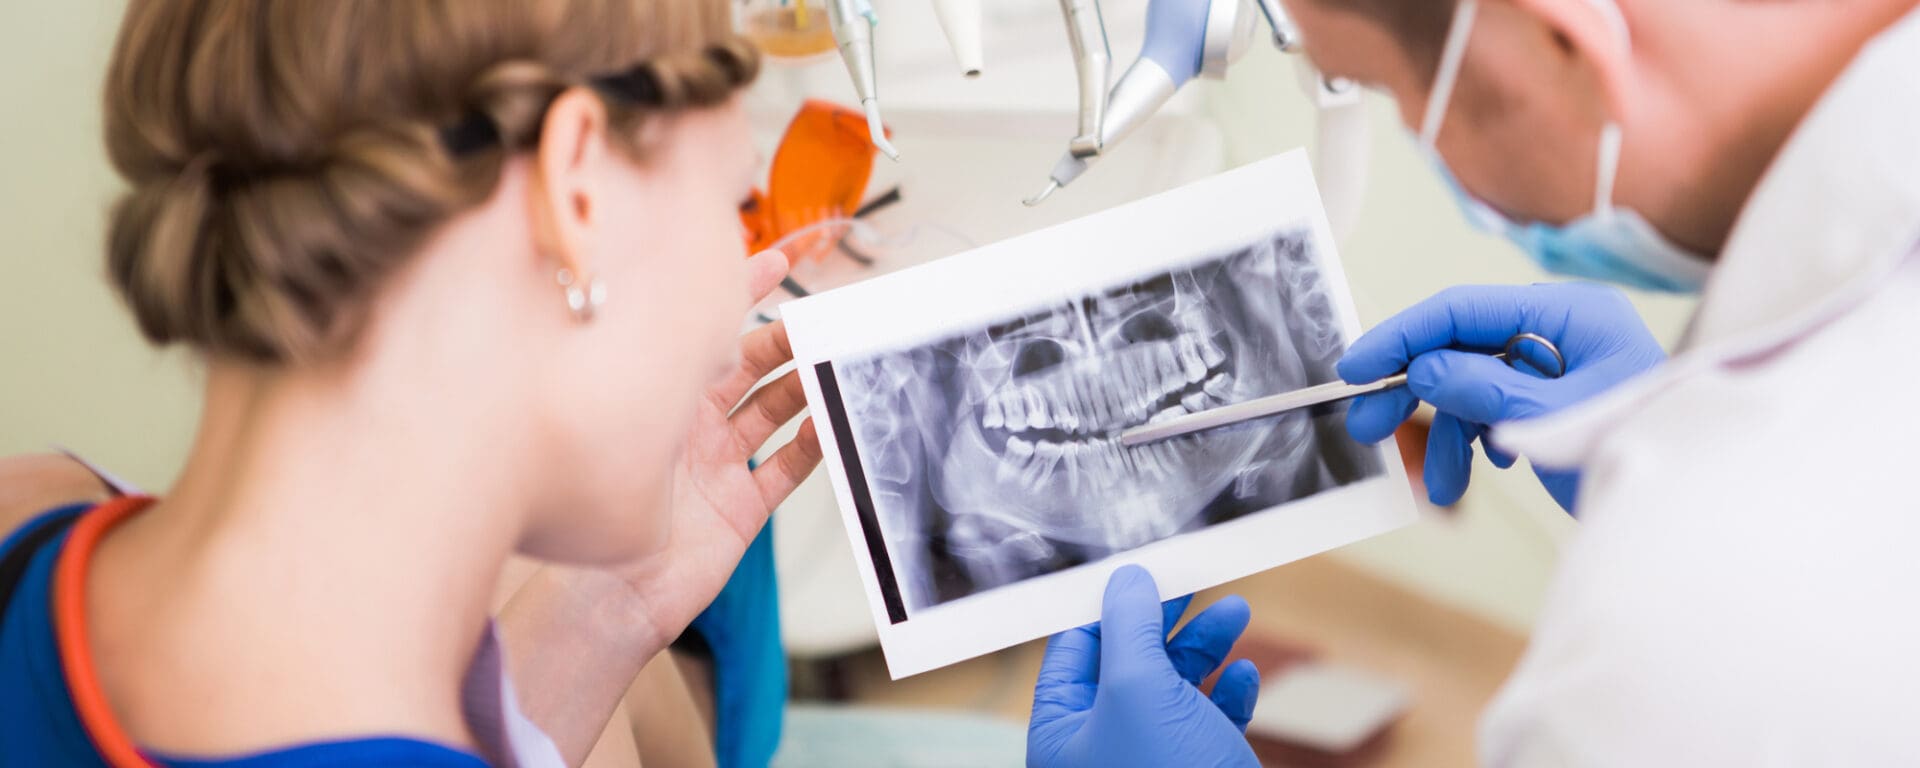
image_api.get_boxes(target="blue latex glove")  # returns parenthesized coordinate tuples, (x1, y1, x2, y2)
(1028, 565, 1262, 768)
(1338, 283, 1666, 512)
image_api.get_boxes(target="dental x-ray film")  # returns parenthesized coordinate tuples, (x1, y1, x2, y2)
(782, 151, 1416, 678)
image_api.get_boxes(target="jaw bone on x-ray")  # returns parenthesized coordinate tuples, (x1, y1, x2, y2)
(783, 151, 1415, 677)
(835, 229, 1381, 612)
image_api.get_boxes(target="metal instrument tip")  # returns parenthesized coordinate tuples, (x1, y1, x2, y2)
(1023, 179, 1060, 207)
(864, 107, 900, 161)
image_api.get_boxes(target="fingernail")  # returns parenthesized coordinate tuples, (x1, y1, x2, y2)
(750, 248, 788, 266)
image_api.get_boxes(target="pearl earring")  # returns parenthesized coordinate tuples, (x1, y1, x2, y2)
(555, 267, 606, 323)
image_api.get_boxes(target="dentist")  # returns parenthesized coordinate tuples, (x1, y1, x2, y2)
(1027, 0, 1920, 764)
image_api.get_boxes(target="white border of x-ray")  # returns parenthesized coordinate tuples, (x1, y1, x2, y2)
(781, 150, 1416, 679)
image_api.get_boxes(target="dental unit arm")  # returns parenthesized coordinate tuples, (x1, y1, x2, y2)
(828, 0, 900, 160)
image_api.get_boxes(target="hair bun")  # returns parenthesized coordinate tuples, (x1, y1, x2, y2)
(102, 0, 760, 363)
(108, 148, 246, 355)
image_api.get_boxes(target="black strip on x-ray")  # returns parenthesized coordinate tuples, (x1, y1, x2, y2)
(814, 361, 910, 624)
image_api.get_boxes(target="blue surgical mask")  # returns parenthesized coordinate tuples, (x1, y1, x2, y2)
(1418, 0, 1710, 293)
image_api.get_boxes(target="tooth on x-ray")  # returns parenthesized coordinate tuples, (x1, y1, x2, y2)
(827, 227, 1386, 613)
(779, 153, 1431, 681)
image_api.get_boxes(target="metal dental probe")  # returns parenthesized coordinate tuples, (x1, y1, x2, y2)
(1118, 333, 1565, 448)
(827, 0, 899, 160)
(1024, 0, 1111, 207)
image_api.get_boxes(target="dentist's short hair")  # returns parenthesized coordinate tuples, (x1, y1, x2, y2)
(1310, 0, 1456, 83)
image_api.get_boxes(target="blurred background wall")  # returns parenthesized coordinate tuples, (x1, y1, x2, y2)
(0, 0, 1697, 634)
(1, 0, 204, 491)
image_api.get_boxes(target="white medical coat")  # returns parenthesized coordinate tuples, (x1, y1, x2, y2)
(1477, 8, 1920, 767)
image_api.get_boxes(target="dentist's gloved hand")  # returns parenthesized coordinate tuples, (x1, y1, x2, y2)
(1339, 283, 1666, 512)
(1027, 565, 1261, 768)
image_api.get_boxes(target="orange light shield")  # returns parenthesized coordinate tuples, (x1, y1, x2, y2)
(740, 99, 887, 263)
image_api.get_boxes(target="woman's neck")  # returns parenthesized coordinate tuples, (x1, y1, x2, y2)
(87, 358, 531, 756)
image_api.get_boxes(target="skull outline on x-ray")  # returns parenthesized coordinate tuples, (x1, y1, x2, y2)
(836, 230, 1346, 609)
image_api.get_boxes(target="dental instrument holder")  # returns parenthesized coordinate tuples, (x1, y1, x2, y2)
(1027, 0, 1263, 206)
(828, 0, 899, 160)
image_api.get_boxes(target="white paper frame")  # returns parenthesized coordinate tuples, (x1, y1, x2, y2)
(781, 151, 1415, 679)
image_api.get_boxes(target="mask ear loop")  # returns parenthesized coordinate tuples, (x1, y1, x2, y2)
(1583, 0, 1632, 221)
(1418, 0, 1480, 151)
(1593, 122, 1623, 221)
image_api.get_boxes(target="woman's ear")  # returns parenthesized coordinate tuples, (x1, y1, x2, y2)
(1508, 0, 1637, 124)
(528, 87, 610, 279)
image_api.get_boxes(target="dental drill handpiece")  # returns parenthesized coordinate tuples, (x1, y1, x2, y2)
(827, 0, 900, 160)
(1061, 0, 1113, 160)
(1024, 0, 1213, 206)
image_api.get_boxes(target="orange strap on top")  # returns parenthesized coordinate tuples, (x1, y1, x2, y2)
(53, 495, 158, 768)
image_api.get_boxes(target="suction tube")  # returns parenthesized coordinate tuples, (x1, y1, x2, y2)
(933, 0, 985, 77)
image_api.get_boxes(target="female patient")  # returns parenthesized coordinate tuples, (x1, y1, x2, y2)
(0, 1, 820, 765)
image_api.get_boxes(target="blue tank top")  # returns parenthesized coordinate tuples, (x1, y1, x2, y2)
(0, 504, 489, 767)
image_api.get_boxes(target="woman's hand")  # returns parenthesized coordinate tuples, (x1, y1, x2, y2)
(499, 251, 820, 765)
(609, 249, 824, 653)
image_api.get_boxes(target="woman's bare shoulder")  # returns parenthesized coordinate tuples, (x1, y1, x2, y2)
(0, 453, 110, 540)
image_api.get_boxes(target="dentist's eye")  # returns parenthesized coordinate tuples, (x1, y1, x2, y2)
(1011, 338, 1067, 376)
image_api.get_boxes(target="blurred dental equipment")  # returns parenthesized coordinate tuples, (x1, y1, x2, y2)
(739, 0, 840, 58)
(932, 0, 984, 77)
(1025, 0, 1290, 206)
(826, 0, 899, 160)
(1058, 0, 1112, 161)
(1250, 0, 1302, 51)
(787, 0, 1367, 235)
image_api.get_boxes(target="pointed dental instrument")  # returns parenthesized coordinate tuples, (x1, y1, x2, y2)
(827, 0, 899, 160)
(1118, 334, 1566, 447)
(1026, 0, 1212, 206)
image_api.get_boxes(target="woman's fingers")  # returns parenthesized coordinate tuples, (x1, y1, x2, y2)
(753, 418, 822, 506)
(709, 320, 795, 412)
(731, 370, 808, 453)
(746, 249, 790, 304)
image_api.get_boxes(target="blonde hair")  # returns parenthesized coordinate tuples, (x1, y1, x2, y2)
(103, 0, 760, 363)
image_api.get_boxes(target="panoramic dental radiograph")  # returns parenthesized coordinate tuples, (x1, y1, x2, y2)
(834, 228, 1382, 610)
